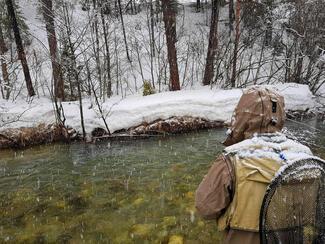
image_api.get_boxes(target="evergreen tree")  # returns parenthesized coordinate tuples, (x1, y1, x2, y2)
(0, 0, 30, 44)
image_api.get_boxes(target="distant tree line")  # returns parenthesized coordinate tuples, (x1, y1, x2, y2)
(0, 0, 324, 103)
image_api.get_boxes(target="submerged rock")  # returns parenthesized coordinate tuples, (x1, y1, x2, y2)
(168, 235, 184, 244)
(56, 233, 73, 243)
(132, 197, 145, 206)
(184, 191, 194, 199)
(113, 231, 133, 244)
(130, 223, 155, 238)
(162, 216, 177, 227)
(65, 194, 88, 211)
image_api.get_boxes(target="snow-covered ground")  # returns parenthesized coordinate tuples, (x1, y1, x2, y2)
(0, 83, 315, 135)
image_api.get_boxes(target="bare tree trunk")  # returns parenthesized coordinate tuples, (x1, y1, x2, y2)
(6, 0, 35, 97)
(294, 55, 304, 83)
(162, 0, 180, 91)
(230, 0, 240, 88)
(254, 43, 265, 84)
(92, 0, 103, 97)
(41, 0, 64, 100)
(63, 3, 86, 138)
(0, 77, 3, 99)
(292, 0, 304, 84)
(76, 73, 86, 139)
(114, 28, 120, 96)
(202, 0, 219, 86)
(146, 2, 155, 88)
(100, 0, 112, 98)
(0, 21, 10, 99)
(285, 45, 293, 83)
(264, 0, 273, 46)
(196, 0, 201, 12)
(90, 78, 111, 134)
(150, 0, 155, 57)
(135, 40, 145, 82)
(228, 0, 234, 36)
(117, 0, 131, 62)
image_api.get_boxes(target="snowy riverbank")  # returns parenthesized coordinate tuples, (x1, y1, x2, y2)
(0, 84, 316, 137)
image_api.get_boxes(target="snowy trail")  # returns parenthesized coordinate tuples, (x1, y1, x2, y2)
(0, 84, 315, 134)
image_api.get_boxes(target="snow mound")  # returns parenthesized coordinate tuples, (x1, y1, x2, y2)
(0, 84, 316, 134)
(274, 83, 315, 111)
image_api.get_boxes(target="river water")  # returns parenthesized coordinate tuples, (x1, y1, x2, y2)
(0, 120, 324, 243)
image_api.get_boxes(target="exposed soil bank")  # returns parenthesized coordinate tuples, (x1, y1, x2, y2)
(91, 116, 225, 140)
(286, 109, 325, 120)
(0, 117, 225, 149)
(1, 110, 323, 150)
(0, 124, 78, 150)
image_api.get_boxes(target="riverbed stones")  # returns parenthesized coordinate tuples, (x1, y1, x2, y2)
(130, 223, 155, 238)
(168, 234, 184, 244)
(162, 216, 177, 227)
(132, 197, 145, 206)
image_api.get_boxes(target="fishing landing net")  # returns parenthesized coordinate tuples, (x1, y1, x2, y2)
(260, 158, 325, 244)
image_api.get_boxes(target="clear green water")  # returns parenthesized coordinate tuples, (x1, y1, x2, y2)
(0, 120, 324, 243)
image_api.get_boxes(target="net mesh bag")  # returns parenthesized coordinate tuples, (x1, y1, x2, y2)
(260, 158, 325, 244)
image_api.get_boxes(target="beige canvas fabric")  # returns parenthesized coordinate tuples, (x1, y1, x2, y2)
(196, 156, 260, 244)
(223, 87, 285, 146)
(217, 155, 282, 232)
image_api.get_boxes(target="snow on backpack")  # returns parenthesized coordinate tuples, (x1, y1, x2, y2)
(259, 157, 325, 244)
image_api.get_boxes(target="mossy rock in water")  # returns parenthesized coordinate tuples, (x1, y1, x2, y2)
(65, 193, 88, 211)
(107, 179, 135, 193)
(130, 223, 155, 238)
(162, 216, 177, 228)
(155, 229, 169, 241)
(132, 197, 145, 207)
(170, 163, 185, 172)
(102, 198, 120, 210)
(113, 231, 133, 244)
(197, 220, 205, 228)
(168, 235, 184, 244)
(12, 188, 37, 204)
(3, 188, 37, 220)
(16, 232, 46, 244)
(80, 188, 93, 199)
(55, 200, 67, 209)
(56, 233, 73, 243)
(184, 191, 194, 199)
